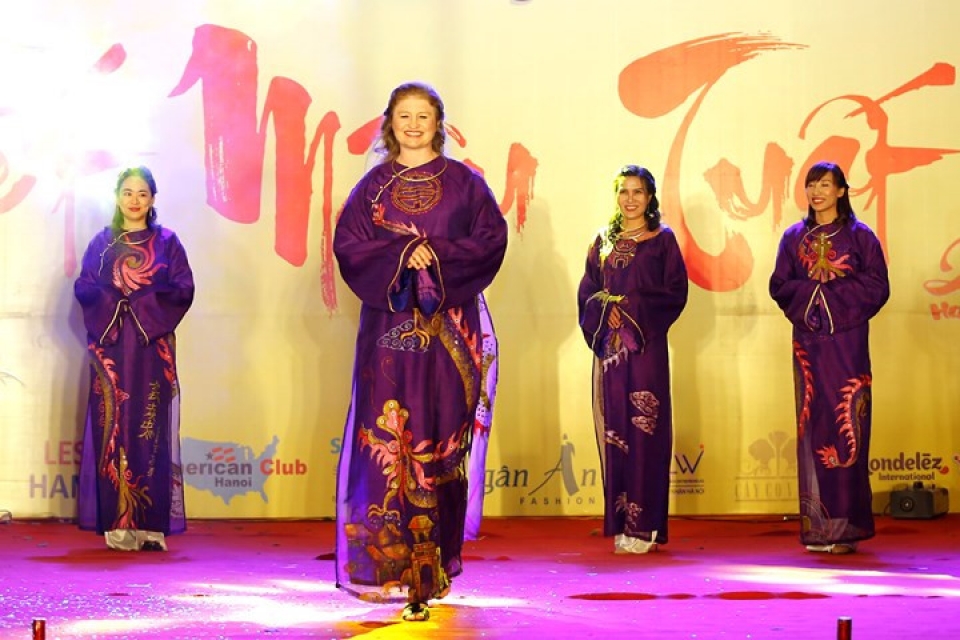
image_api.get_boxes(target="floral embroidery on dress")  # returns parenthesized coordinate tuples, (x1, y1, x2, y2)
(615, 492, 642, 531)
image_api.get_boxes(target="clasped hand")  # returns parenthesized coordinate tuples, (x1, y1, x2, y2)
(406, 244, 434, 270)
(608, 305, 623, 329)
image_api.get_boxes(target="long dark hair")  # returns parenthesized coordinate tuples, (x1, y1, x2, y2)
(605, 164, 661, 244)
(375, 82, 446, 163)
(804, 161, 856, 227)
(111, 166, 158, 234)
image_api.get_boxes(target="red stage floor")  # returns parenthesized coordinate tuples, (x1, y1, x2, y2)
(1, 515, 957, 639)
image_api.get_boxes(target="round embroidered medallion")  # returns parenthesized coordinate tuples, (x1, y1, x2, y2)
(391, 173, 443, 215)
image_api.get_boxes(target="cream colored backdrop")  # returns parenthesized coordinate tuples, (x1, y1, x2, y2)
(2, 1, 958, 520)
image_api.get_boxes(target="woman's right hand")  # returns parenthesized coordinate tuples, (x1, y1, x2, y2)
(608, 304, 622, 328)
(406, 243, 434, 270)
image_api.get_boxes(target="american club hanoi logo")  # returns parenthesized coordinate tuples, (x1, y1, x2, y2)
(181, 435, 308, 504)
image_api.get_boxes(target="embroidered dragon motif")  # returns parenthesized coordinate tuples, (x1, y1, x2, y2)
(816, 374, 870, 469)
(798, 230, 852, 283)
(792, 341, 815, 438)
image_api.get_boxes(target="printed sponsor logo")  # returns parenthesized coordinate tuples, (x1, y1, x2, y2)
(182, 435, 308, 504)
(869, 451, 949, 483)
(671, 444, 706, 495)
(498, 435, 599, 507)
(735, 431, 797, 503)
(29, 440, 82, 499)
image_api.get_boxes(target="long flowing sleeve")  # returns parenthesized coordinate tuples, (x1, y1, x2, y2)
(418, 173, 508, 309)
(577, 236, 607, 355)
(578, 229, 688, 357)
(128, 230, 195, 343)
(624, 229, 688, 337)
(75, 231, 126, 344)
(770, 222, 888, 334)
(769, 228, 821, 331)
(74, 228, 194, 346)
(334, 174, 430, 312)
(334, 162, 508, 313)
(815, 225, 889, 333)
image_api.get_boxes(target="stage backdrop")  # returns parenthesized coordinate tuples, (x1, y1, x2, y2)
(2, 0, 958, 520)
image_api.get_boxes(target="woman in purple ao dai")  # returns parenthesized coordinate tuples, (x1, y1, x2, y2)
(769, 161, 889, 554)
(333, 83, 507, 621)
(578, 165, 688, 555)
(75, 166, 194, 552)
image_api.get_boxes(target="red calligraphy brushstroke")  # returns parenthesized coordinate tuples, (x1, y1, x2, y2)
(61, 48, 126, 274)
(445, 123, 467, 148)
(498, 143, 538, 231)
(170, 26, 262, 224)
(703, 143, 793, 229)
(313, 111, 342, 310)
(169, 24, 339, 270)
(347, 117, 382, 155)
(798, 64, 959, 258)
(924, 238, 960, 296)
(846, 63, 955, 117)
(92, 44, 126, 74)
(265, 78, 341, 268)
(0, 151, 36, 214)
(268, 77, 312, 265)
(619, 33, 805, 292)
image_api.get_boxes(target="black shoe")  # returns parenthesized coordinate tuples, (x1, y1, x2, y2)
(140, 541, 165, 552)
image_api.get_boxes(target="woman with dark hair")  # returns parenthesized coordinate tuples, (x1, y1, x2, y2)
(74, 166, 195, 551)
(577, 165, 688, 554)
(333, 82, 508, 621)
(769, 161, 889, 554)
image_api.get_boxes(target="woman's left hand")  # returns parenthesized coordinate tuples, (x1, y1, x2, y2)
(407, 244, 434, 270)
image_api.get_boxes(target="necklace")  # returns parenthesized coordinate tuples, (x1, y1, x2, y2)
(117, 229, 154, 245)
(803, 222, 842, 244)
(392, 157, 447, 183)
(619, 226, 648, 240)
